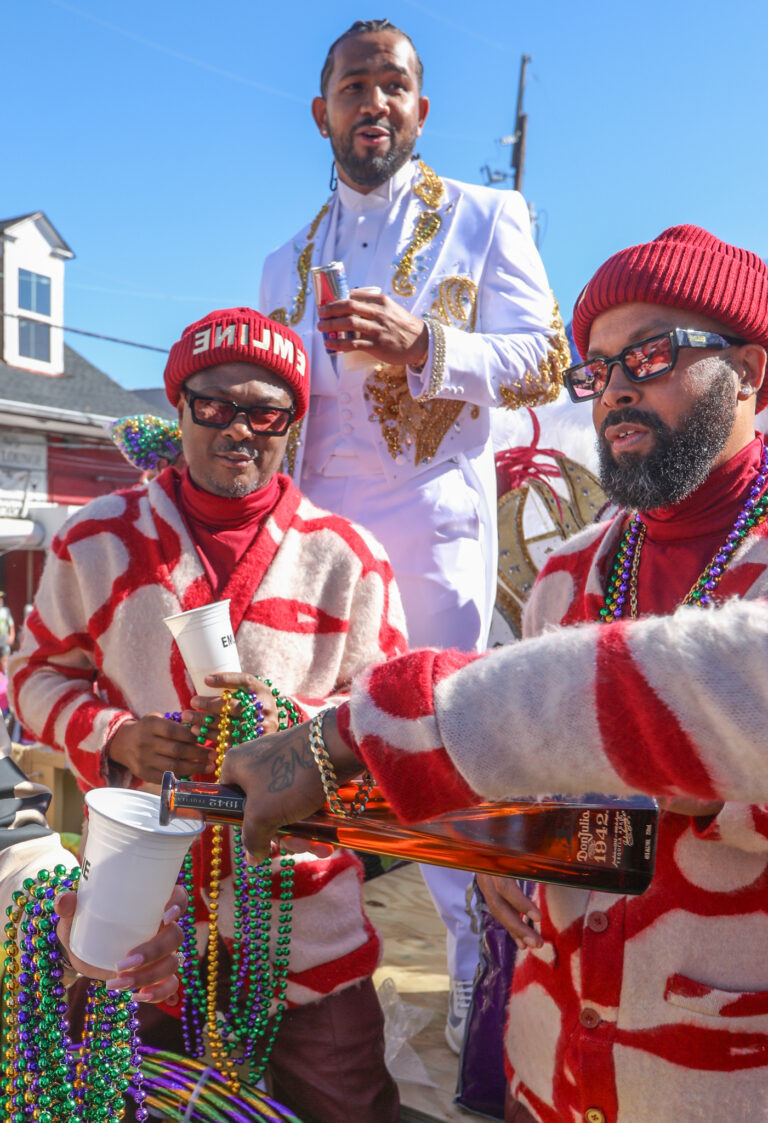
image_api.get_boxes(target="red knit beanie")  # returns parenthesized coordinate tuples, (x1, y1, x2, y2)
(572, 225, 768, 411)
(164, 308, 309, 420)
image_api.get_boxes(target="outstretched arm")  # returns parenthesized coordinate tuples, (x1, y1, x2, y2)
(222, 596, 768, 856)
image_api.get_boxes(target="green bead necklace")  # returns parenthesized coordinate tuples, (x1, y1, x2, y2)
(1, 864, 144, 1121)
(177, 686, 298, 1094)
(602, 446, 768, 620)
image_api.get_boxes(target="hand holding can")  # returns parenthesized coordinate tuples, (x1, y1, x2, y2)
(311, 262, 354, 353)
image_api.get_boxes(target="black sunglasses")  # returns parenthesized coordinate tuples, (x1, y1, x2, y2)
(184, 389, 295, 435)
(564, 328, 745, 403)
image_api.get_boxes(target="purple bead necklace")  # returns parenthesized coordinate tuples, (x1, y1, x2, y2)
(602, 445, 768, 620)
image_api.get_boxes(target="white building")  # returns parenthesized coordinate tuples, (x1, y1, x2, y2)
(0, 212, 164, 623)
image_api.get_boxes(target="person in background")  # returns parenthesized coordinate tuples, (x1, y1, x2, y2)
(260, 17, 568, 1052)
(0, 652, 8, 723)
(0, 592, 16, 658)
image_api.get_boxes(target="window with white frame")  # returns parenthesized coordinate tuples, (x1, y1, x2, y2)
(19, 318, 51, 361)
(18, 269, 53, 362)
(19, 269, 52, 316)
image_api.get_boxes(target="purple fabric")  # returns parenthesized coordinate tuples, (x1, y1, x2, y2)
(454, 884, 516, 1121)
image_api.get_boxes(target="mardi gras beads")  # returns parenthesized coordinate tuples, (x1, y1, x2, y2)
(602, 445, 768, 620)
(110, 414, 183, 473)
(1, 864, 144, 1122)
(138, 1047, 303, 1121)
(173, 685, 298, 1092)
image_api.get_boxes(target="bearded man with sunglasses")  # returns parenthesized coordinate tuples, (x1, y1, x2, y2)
(222, 227, 768, 1122)
(10, 307, 406, 1123)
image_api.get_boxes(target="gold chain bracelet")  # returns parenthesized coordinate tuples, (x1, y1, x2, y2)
(308, 711, 375, 817)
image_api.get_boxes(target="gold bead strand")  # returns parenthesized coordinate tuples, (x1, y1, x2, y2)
(204, 690, 240, 1091)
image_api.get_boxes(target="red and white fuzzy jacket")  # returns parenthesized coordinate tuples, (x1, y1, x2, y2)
(11, 470, 407, 1009)
(342, 514, 768, 1122)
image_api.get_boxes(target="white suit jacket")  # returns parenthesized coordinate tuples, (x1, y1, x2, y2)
(259, 161, 568, 489)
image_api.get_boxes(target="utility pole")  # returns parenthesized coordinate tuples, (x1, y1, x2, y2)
(510, 53, 530, 192)
(481, 54, 540, 245)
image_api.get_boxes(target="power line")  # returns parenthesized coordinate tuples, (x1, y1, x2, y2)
(48, 0, 308, 106)
(2, 311, 168, 354)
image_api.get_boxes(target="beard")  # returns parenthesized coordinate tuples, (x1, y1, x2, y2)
(328, 116, 418, 188)
(597, 362, 738, 511)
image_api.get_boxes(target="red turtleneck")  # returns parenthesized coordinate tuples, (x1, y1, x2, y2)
(175, 468, 282, 597)
(636, 435, 764, 615)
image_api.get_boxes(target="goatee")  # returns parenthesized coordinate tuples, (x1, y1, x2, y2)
(329, 118, 417, 188)
(202, 442, 266, 498)
(598, 363, 737, 511)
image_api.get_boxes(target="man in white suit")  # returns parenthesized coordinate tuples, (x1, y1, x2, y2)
(259, 17, 567, 1052)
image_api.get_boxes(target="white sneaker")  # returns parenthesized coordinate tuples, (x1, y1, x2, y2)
(444, 976, 474, 1054)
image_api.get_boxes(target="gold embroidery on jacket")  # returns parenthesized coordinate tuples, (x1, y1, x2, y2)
(283, 418, 304, 477)
(269, 201, 331, 327)
(431, 276, 478, 333)
(364, 364, 465, 464)
(392, 211, 443, 298)
(413, 162, 445, 209)
(499, 296, 570, 409)
(364, 275, 478, 462)
(273, 162, 445, 324)
(391, 162, 445, 297)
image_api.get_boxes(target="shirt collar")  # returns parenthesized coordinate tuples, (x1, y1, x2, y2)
(336, 158, 418, 214)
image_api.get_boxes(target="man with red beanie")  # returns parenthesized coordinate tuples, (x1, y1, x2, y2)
(11, 308, 406, 1122)
(222, 227, 768, 1122)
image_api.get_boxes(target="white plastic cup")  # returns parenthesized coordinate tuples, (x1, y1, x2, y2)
(69, 788, 204, 973)
(163, 599, 241, 696)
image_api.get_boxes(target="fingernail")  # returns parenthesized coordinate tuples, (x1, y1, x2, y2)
(162, 905, 181, 924)
(524, 934, 540, 947)
(116, 952, 143, 971)
(106, 975, 134, 990)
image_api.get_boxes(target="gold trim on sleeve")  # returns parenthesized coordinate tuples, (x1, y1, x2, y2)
(419, 315, 447, 400)
(499, 296, 570, 410)
(364, 272, 479, 458)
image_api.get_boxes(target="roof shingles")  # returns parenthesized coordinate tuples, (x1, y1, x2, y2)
(0, 345, 164, 419)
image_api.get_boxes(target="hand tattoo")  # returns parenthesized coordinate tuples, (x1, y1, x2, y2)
(268, 744, 316, 792)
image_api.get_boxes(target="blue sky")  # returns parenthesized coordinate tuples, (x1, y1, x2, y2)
(4, 0, 766, 391)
